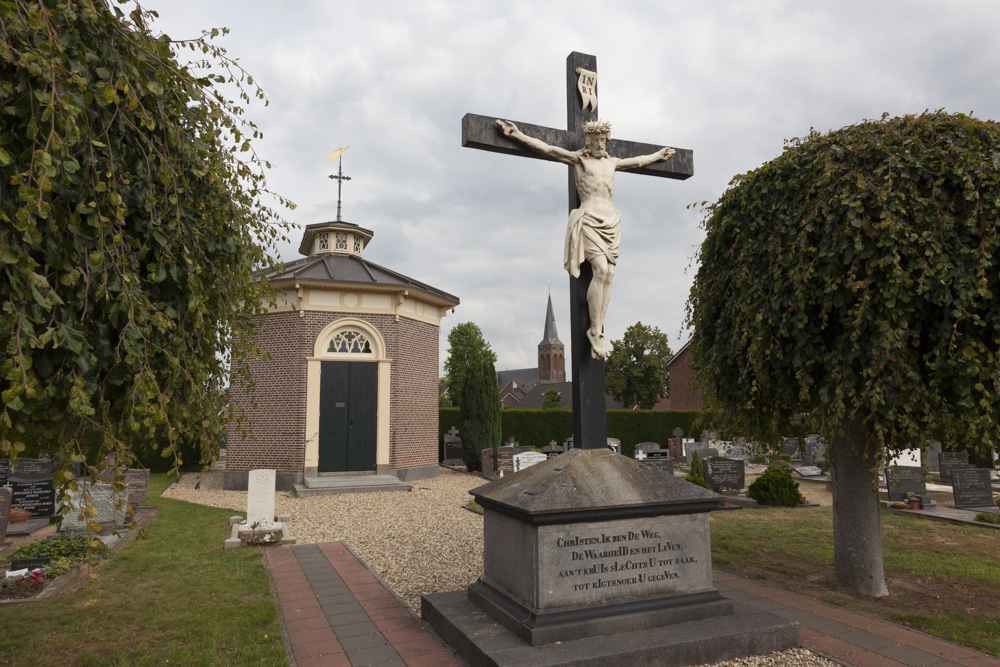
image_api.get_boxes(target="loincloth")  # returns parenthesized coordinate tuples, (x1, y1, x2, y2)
(563, 208, 621, 278)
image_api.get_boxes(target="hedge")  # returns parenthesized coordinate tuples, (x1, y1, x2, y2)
(439, 408, 700, 458)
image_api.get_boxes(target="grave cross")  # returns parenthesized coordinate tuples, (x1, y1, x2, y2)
(461, 52, 693, 449)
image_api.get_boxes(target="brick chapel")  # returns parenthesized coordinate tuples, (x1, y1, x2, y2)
(224, 220, 460, 492)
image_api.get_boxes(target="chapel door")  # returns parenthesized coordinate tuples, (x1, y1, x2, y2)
(318, 361, 377, 473)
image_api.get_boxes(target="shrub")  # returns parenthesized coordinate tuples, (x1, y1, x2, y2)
(0, 534, 110, 569)
(684, 452, 711, 490)
(747, 463, 802, 507)
(975, 512, 1000, 525)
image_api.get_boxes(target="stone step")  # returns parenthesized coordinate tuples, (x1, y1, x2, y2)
(293, 475, 411, 497)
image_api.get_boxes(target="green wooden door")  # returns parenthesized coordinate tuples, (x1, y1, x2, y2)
(318, 361, 377, 472)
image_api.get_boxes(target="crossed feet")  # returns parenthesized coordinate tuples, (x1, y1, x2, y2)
(587, 328, 610, 359)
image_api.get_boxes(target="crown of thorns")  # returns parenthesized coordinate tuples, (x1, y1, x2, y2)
(583, 121, 612, 135)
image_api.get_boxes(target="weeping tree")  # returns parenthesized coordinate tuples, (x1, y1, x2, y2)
(688, 111, 1000, 596)
(0, 1, 289, 487)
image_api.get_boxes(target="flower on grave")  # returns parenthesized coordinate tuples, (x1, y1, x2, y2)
(800, 495, 808, 504)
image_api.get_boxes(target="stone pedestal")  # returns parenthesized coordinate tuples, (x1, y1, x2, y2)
(423, 449, 800, 664)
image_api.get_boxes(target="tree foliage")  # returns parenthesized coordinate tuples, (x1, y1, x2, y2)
(606, 322, 672, 409)
(688, 111, 1000, 595)
(0, 1, 289, 480)
(459, 353, 501, 472)
(443, 322, 496, 412)
(541, 389, 564, 410)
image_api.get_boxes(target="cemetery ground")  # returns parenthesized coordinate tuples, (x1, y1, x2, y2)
(0, 468, 997, 664)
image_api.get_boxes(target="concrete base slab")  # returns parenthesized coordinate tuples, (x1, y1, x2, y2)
(423, 590, 800, 667)
(293, 475, 411, 497)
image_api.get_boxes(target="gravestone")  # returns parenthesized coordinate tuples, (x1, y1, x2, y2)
(634, 442, 661, 455)
(802, 435, 825, 467)
(938, 452, 969, 484)
(781, 438, 799, 458)
(245, 469, 277, 524)
(0, 459, 11, 486)
(61, 482, 128, 532)
(792, 466, 824, 477)
(8, 475, 56, 518)
(483, 446, 518, 480)
(952, 468, 994, 509)
(923, 441, 943, 473)
(686, 446, 717, 466)
(606, 438, 621, 454)
(884, 466, 926, 503)
(514, 452, 547, 472)
(700, 430, 720, 444)
(443, 427, 464, 464)
(672, 428, 684, 458)
(727, 441, 749, 461)
(481, 449, 497, 480)
(0, 487, 11, 544)
(124, 469, 151, 508)
(540, 442, 565, 459)
(705, 457, 745, 492)
(12, 458, 55, 476)
(888, 448, 921, 468)
(639, 449, 674, 476)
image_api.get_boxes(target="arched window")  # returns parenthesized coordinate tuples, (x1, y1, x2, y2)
(327, 329, 374, 355)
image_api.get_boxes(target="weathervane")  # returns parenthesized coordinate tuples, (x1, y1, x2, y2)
(327, 146, 351, 221)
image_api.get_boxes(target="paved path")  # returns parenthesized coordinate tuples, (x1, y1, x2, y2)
(716, 571, 1000, 667)
(265, 542, 1000, 667)
(264, 543, 460, 666)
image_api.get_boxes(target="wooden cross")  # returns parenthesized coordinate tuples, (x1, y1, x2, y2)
(462, 51, 693, 449)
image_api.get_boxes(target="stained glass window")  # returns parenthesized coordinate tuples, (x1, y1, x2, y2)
(335, 233, 348, 250)
(353, 237, 362, 254)
(327, 329, 374, 355)
(318, 232, 329, 251)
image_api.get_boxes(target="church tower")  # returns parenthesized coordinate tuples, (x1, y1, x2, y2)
(537, 293, 566, 382)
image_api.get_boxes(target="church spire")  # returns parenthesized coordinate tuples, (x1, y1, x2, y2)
(539, 292, 562, 346)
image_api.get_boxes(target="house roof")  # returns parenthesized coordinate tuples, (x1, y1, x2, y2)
(510, 381, 628, 410)
(496, 368, 538, 388)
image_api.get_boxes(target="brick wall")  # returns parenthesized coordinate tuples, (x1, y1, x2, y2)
(389, 317, 440, 470)
(667, 344, 703, 410)
(227, 312, 307, 473)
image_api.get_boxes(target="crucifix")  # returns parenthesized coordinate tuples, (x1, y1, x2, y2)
(462, 52, 693, 450)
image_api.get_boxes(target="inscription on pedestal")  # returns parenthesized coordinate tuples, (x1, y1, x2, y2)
(536, 514, 711, 608)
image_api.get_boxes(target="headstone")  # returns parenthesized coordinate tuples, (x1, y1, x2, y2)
(672, 428, 684, 458)
(246, 469, 277, 524)
(635, 442, 661, 455)
(0, 459, 11, 486)
(10, 557, 51, 571)
(513, 452, 547, 472)
(12, 458, 55, 476)
(704, 457, 745, 492)
(641, 449, 674, 475)
(124, 469, 151, 508)
(686, 446, 717, 466)
(923, 441, 943, 474)
(791, 466, 824, 477)
(540, 442, 566, 459)
(884, 466, 926, 502)
(563, 436, 574, 450)
(802, 435, 824, 467)
(481, 448, 497, 480)
(951, 468, 995, 508)
(506, 436, 519, 447)
(0, 487, 11, 543)
(888, 448, 921, 468)
(606, 438, 621, 453)
(700, 430, 720, 444)
(938, 452, 969, 484)
(727, 440, 749, 461)
(8, 475, 56, 518)
(443, 427, 464, 463)
(496, 445, 517, 477)
(781, 438, 800, 457)
(61, 482, 128, 532)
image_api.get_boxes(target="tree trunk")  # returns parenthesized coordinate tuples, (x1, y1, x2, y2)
(829, 419, 889, 597)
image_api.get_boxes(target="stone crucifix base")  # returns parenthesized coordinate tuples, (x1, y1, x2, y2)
(422, 449, 799, 665)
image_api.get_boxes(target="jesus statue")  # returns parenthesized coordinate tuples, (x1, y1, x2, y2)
(496, 119, 676, 358)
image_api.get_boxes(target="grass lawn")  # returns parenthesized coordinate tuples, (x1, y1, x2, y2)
(711, 506, 1000, 657)
(0, 474, 287, 667)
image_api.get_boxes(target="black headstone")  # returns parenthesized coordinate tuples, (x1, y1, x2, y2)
(705, 457, 745, 492)
(540, 443, 566, 459)
(781, 438, 800, 457)
(952, 468, 994, 508)
(11, 557, 51, 571)
(0, 486, 11, 543)
(885, 466, 926, 502)
(938, 452, 969, 484)
(0, 459, 11, 486)
(8, 475, 56, 518)
(124, 469, 151, 507)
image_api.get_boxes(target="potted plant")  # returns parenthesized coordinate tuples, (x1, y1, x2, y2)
(8, 505, 30, 523)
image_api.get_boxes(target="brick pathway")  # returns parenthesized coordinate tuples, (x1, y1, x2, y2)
(715, 571, 1000, 667)
(264, 543, 460, 667)
(265, 544, 999, 667)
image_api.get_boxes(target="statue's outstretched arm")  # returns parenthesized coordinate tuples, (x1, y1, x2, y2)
(496, 119, 577, 165)
(617, 146, 676, 171)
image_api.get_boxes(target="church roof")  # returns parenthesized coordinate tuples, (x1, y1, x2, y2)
(539, 293, 563, 346)
(263, 252, 460, 307)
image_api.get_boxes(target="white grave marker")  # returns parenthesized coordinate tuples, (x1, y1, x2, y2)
(888, 448, 921, 468)
(513, 452, 547, 472)
(246, 469, 276, 524)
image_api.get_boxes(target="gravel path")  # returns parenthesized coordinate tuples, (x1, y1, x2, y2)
(162, 468, 836, 667)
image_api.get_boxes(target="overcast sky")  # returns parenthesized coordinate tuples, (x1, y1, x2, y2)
(141, 0, 1000, 377)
